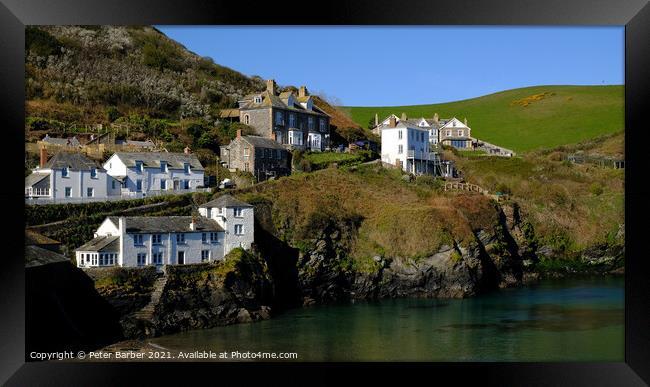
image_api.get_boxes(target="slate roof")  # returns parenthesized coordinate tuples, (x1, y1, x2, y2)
(75, 235, 120, 252)
(25, 245, 70, 268)
(199, 194, 253, 209)
(112, 152, 204, 171)
(25, 172, 50, 188)
(219, 108, 241, 118)
(240, 135, 287, 150)
(44, 152, 103, 171)
(239, 90, 329, 117)
(106, 216, 224, 233)
(115, 139, 156, 148)
(41, 135, 80, 147)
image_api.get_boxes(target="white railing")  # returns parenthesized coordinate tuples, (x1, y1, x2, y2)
(407, 149, 439, 161)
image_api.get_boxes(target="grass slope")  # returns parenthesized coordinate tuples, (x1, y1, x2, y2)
(343, 85, 623, 153)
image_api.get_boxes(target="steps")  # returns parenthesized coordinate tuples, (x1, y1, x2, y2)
(133, 269, 168, 321)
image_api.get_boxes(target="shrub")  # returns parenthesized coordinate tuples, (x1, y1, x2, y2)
(25, 27, 62, 57)
(106, 106, 122, 122)
(589, 182, 604, 196)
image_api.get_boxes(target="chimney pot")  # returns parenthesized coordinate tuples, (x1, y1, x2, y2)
(299, 86, 308, 98)
(236, 129, 242, 139)
(184, 146, 191, 154)
(401, 112, 407, 121)
(389, 116, 397, 128)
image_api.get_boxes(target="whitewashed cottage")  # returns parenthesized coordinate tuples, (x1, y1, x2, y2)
(103, 152, 205, 197)
(379, 115, 438, 175)
(75, 194, 254, 268)
(25, 149, 120, 200)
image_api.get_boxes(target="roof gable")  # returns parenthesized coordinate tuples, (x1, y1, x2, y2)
(44, 152, 103, 171)
(199, 194, 253, 209)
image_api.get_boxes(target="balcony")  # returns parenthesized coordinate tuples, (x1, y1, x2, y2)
(407, 150, 439, 161)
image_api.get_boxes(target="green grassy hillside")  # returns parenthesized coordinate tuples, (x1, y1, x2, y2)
(343, 85, 623, 153)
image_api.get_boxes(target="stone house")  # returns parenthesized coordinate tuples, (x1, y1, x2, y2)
(220, 130, 290, 182)
(236, 80, 331, 151)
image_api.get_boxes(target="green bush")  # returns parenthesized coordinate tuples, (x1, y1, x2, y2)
(589, 182, 604, 196)
(25, 27, 62, 57)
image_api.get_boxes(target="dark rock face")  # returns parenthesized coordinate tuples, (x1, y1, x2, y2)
(26, 261, 124, 358)
(294, 204, 526, 303)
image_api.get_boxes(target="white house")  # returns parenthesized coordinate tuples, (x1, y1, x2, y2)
(379, 116, 439, 175)
(75, 194, 254, 268)
(25, 150, 120, 200)
(103, 152, 205, 197)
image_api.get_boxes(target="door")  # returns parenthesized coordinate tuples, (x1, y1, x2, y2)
(178, 251, 185, 265)
(174, 180, 180, 190)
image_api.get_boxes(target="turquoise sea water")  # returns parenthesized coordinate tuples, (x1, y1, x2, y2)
(151, 277, 624, 361)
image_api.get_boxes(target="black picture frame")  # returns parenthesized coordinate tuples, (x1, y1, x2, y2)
(1, 0, 649, 385)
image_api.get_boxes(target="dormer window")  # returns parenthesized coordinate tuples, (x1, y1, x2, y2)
(90, 168, 97, 178)
(62, 167, 69, 178)
(184, 163, 190, 174)
(254, 95, 262, 104)
(136, 161, 143, 173)
(161, 161, 168, 173)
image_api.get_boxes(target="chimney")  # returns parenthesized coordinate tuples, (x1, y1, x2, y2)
(236, 129, 242, 139)
(401, 112, 407, 121)
(184, 146, 191, 154)
(299, 86, 308, 98)
(39, 146, 47, 168)
(272, 132, 277, 142)
(190, 215, 196, 231)
(389, 116, 397, 128)
(464, 117, 468, 126)
(374, 113, 379, 127)
(433, 113, 439, 123)
(266, 79, 276, 95)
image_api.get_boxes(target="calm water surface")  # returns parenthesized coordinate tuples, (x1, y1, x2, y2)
(151, 277, 624, 361)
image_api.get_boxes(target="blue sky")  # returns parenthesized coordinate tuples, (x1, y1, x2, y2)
(157, 26, 624, 107)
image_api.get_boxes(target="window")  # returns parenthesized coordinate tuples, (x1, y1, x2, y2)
(453, 121, 456, 127)
(458, 130, 463, 137)
(202, 233, 207, 243)
(136, 161, 143, 173)
(87, 187, 94, 197)
(62, 168, 69, 178)
(134, 234, 143, 246)
(201, 250, 210, 262)
(153, 252, 163, 265)
(398, 130, 403, 139)
(398, 144, 403, 154)
(176, 233, 185, 244)
(64, 187, 72, 197)
(234, 207, 243, 217)
(308, 117, 314, 130)
(244, 162, 249, 172)
(244, 114, 250, 124)
(91, 168, 97, 178)
(234, 224, 244, 235)
(137, 253, 147, 266)
(289, 114, 296, 128)
(161, 161, 168, 173)
(160, 179, 166, 190)
(254, 96, 262, 104)
(177, 251, 185, 265)
(152, 234, 162, 244)
(319, 119, 326, 131)
(183, 180, 190, 189)
(210, 232, 219, 243)
(111, 180, 116, 189)
(206, 208, 212, 218)
(136, 179, 142, 192)
(184, 163, 190, 174)
(243, 147, 249, 159)
(446, 130, 452, 136)
(275, 111, 284, 125)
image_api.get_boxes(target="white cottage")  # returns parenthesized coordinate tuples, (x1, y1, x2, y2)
(25, 150, 120, 200)
(103, 152, 205, 196)
(379, 116, 438, 175)
(75, 194, 254, 268)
